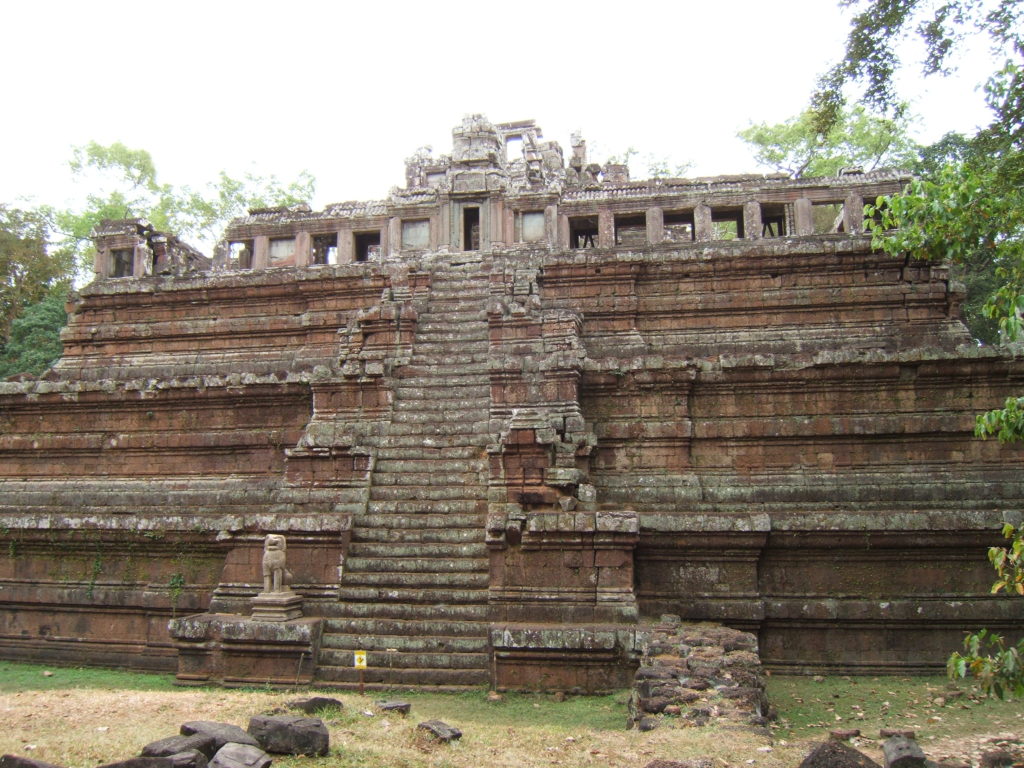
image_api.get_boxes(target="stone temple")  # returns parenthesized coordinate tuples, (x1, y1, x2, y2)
(0, 115, 1022, 690)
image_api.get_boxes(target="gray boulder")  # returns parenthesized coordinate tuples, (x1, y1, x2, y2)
(143, 734, 217, 760)
(180, 723, 259, 752)
(97, 760, 175, 768)
(0, 757, 66, 768)
(417, 720, 462, 743)
(165, 752, 207, 768)
(883, 737, 927, 768)
(208, 744, 271, 768)
(285, 697, 343, 715)
(376, 700, 411, 716)
(800, 740, 882, 768)
(247, 715, 329, 757)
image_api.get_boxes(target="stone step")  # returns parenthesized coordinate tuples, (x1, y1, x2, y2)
(368, 485, 485, 502)
(369, 435, 490, 449)
(385, 420, 488, 437)
(315, 665, 489, 687)
(345, 554, 485, 572)
(341, 570, 489, 589)
(322, 616, 487, 637)
(412, 339, 488, 351)
(373, 458, 485, 473)
(365, 498, 482, 514)
(385, 386, 487, 403)
(354, 512, 483, 528)
(319, 601, 488, 621)
(389, 410, 489, 425)
(393, 372, 489, 387)
(320, 633, 487, 654)
(335, 585, 486, 604)
(367, 470, 485, 486)
(408, 353, 489, 366)
(374, 445, 483, 459)
(318, 648, 488, 671)
(345, 541, 488, 559)
(350, 526, 484, 544)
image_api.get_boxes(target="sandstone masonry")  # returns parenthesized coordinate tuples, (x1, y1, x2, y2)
(0, 116, 1022, 689)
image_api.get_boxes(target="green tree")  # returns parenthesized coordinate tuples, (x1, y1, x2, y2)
(0, 205, 74, 342)
(0, 289, 68, 379)
(50, 141, 316, 270)
(816, 0, 1024, 695)
(738, 104, 920, 178)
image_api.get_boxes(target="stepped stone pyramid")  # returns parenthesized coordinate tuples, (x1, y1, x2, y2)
(0, 115, 1022, 689)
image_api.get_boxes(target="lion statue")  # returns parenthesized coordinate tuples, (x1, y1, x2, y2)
(261, 533, 293, 593)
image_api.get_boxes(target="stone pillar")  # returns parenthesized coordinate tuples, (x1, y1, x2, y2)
(133, 239, 152, 277)
(543, 206, 558, 249)
(743, 201, 763, 240)
(694, 203, 713, 242)
(252, 236, 270, 270)
(646, 206, 664, 245)
(844, 193, 865, 234)
(506, 208, 516, 245)
(557, 213, 570, 250)
(388, 217, 401, 258)
(430, 214, 441, 250)
(337, 228, 353, 264)
(488, 198, 503, 249)
(794, 197, 814, 235)
(294, 231, 312, 266)
(598, 209, 614, 248)
(94, 249, 109, 278)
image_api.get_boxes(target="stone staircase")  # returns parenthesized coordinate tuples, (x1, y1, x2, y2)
(317, 260, 493, 689)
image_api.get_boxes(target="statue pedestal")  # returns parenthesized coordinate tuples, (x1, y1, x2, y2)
(251, 590, 304, 622)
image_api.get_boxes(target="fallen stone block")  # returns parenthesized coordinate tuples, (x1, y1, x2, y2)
(643, 761, 712, 768)
(417, 720, 462, 743)
(0, 756, 66, 768)
(97, 759, 175, 768)
(180, 723, 259, 752)
(376, 700, 411, 715)
(208, 744, 271, 768)
(799, 740, 881, 768)
(247, 715, 329, 756)
(883, 736, 926, 768)
(285, 697, 343, 715)
(143, 734, 218, 759)
(165, 752, 208, 768)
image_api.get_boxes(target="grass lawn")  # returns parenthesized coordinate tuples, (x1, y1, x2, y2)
(0, 662, 1021, 768)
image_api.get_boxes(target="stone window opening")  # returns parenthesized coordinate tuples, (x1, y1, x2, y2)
(505, 135, 524, 163)
(463, 206, 481, 251)
(712, 209, 744, 240)
(519, 211, 546, 243)
(354, 231, 381, 262)
(401, 219, 430, 250)
(229, 240, 254, 270)
(813, 202, 845, 234)
(269, 237, 297, 266)
(761, 204, 786, 237)
(663, 211, 694, 242)
(111, 248, 133, 277)
(312, 233, 338, 266)
(614, 213, 647, 247)
(569, 215, 598, 249)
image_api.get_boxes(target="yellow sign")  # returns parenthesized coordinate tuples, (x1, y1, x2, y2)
(353, 650, 367, 669)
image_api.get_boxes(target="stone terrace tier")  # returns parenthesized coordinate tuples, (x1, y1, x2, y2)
(1, 115, 1022, 686)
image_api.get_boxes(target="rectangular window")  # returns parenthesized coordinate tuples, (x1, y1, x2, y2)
(711, 209, 744, 240)
(401, 219, 430, 250)
(521, 211, 546, 243)
(614, 213, 646, 246)
(761, 204, 786, 237)
(269, 237, 296, 265)
(229, 240, 254, 270)
(663, 211, 694, 242)
(568, 215, 598, 249)
(312, 233, 338, 265)
(111, 248, 133, 278)
(354, 231, 381, 262)
(462, 207, 480, 251)
(813, 202, 845, 233)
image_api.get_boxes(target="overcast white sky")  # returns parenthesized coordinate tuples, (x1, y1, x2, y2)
(0, 0, 1002, 214)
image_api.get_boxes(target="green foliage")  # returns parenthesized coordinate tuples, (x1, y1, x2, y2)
(739, 104, 919, 178)
(0, 289, 68, 378)
(948, 524, 1024, 698)
(0, 660, 178, 692)
(0, 205, 74, 342)
(51, 141, 316, 268)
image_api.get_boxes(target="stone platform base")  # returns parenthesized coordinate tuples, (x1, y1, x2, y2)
(168, 612, 321, 687)
(251, 591, 304, 622)
(490, 623, 640, 693)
